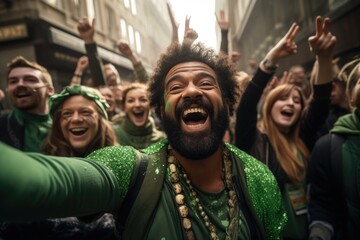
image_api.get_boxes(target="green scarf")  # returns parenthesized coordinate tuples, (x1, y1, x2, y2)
(331, 108, 360, 135)
(115, 116, 164, 149)
(12, 108, 52, 152)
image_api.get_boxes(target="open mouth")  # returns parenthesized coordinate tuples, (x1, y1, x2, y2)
(70, 127, 88, 136)
(133, 110, 145, 118)
(182, 107, 208, 125)
(15, 92, 32, 98)
(280, 109, 294, 117)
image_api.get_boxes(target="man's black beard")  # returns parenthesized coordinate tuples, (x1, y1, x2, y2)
(163, 100, 229, 160)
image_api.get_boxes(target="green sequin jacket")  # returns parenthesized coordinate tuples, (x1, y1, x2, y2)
(0, 139, 286, 239)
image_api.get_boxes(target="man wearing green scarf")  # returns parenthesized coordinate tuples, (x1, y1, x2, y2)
(0, 56, 54, 152)
(308, 59, 360, 240)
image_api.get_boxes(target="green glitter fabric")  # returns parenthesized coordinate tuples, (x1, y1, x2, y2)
(226, 143, 288, 239)
(87, 139, 286, 239)
(0, 138, 285, 238)
(86, 145, 138, 198)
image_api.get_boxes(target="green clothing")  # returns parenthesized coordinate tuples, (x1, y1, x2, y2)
(13, 108, 52, 152)
(331, 110, 360, 236)
(114, 116, 165, 149)
(331, 109, 360, 135)
(0, 139, 286, 239)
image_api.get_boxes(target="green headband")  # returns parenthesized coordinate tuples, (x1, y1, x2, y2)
(49, 85, 109, 120)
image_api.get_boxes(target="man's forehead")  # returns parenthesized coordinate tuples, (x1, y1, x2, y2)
(8, 67, 42, 77)
(165, 61, 215, 79)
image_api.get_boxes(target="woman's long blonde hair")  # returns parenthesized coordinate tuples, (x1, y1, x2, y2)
(258, 84, 309, 183)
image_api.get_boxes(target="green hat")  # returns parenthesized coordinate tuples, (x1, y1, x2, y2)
(49, 85, 109, 119)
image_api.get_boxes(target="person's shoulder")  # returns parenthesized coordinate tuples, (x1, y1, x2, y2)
(226, 143, 271, 175)
(142, 138, 168, 155)
(87, 145, 138, 161)
(0, 110, 15, 128)
(0, 110, 11, 119)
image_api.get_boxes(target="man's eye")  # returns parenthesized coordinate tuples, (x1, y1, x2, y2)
(26, 78, 38, 82)
(8, 79, 17, 84)
(169, 85, 182, 92)
(200, 81, 212, 86)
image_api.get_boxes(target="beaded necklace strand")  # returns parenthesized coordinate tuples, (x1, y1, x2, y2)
(168, 146, 238, 240)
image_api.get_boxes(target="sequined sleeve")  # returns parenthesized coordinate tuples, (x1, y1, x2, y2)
(86, 145, 138, 199)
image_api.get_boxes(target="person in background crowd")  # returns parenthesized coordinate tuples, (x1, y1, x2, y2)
(113, 82, 165, 149)
(76, 17, 109, 87)
(70, 55, 89, 86)
(235, 16, 336, 239)
(308, 58, 360, 240)
(98, 85, 121, 121)
(316, 58, 351, 138)
(117, 40, 149, 83)
(77, 17, 149, 87)
(0, 85, 118, 240)
(0, 56, 54, 152)
(0, 41, 286, 240)
(288, 64, 312, 99)
(45, 85, 118, 156)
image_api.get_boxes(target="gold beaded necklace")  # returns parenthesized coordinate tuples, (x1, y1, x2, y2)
(167, 146, 238, 240)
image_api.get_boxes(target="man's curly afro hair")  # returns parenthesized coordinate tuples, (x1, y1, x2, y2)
(149, 42, 240, 119)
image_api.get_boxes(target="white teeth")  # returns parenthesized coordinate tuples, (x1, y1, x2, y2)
(70, 128, 86, 132)
(183, 108, 206, 116)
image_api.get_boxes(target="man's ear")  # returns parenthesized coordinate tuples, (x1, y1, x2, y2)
(47, 85, 55, 97)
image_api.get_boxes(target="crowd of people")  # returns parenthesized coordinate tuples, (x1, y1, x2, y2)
(0, 2, 359, 240)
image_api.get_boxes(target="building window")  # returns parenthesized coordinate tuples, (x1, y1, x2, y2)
(124, 0, 130, 8)
(135, 31, 142, 54)
(120, 18, 128, 40)
(70, 0, 81, 19)
(130, 0, 137, 15)
(43, 0, 63, 8)
(128, 25, 135, 49)
(86, 0, 95, 20)
(106, 7, 116, 39)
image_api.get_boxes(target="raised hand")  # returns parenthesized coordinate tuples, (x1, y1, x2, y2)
(308, 16, 336, 58)
(76, 56, 89, 72)
(117, 40, 133, 59)
(215, 10, 229, 31)
(183, 15, 198, 44)
(265, 23, 300, 62)
(167, 2, 179, 43)
(77, 17, 95, 43)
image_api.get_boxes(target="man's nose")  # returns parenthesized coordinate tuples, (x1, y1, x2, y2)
(183, 83, 202, 100)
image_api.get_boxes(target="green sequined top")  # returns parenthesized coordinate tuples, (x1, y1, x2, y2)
(0, 139, 286, 239)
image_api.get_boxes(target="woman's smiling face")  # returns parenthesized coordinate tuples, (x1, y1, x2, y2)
(124, 88, 150, 127)
(270, 88, 302, 133)
(60, 95, 99, 153)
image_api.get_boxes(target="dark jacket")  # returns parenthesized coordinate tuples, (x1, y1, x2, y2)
(308, 110, 360, 240)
